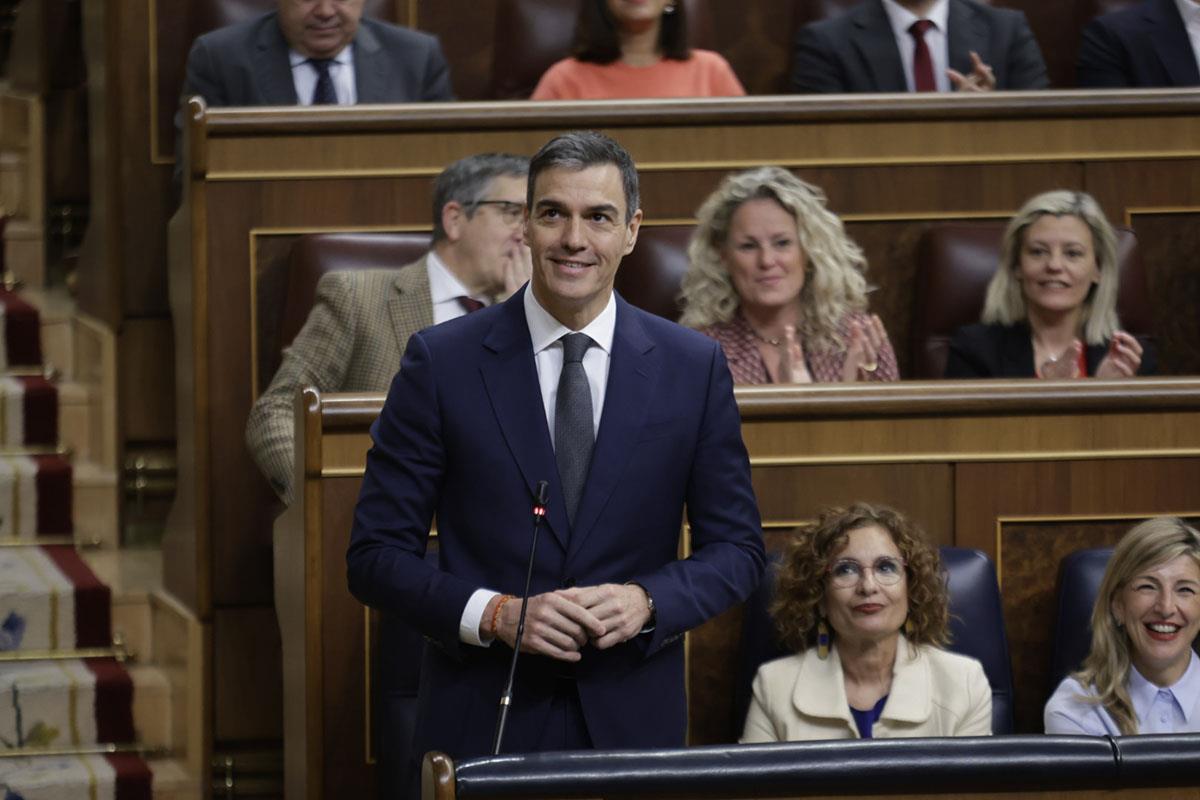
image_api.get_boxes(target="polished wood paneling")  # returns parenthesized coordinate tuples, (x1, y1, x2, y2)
(1125, 212, 1200, 375)
(213, 605, 283, 740)
(119, 318, 176, 441)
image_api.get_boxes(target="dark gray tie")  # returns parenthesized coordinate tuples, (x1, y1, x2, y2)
(309, 58, 337, 105)
(555, 333, 594, 527)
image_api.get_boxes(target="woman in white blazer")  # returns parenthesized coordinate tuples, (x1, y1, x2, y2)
(742, 503, 992, 742)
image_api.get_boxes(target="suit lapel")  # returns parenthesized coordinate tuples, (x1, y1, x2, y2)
(946, 0, 987, 80)
(388, 257, 435, 354)
(480, 295, 571, 549)
(566, 298, 658, 562)
(352, 20, 389, 103)
(254, 14, 299, 105)
(1147, 0, 1200, 85)
(852, 1, 909, 93)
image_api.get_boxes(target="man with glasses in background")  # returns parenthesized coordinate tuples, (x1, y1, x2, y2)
(246, 152, 530, 506)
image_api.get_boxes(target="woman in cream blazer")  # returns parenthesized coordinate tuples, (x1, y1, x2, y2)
(741, 504, 992, 742)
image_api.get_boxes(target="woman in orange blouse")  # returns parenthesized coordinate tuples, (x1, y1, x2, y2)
(531, 0, 745, 100)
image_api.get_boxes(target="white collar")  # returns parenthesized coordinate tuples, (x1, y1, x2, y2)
(288, 44, 354, 68)
(1128, 650, 1200, 725)
(881, 0, 950, 37)
(426, 249, 485, 307)
(523, 284, 616, 356)
(1176, 0, 1200, 27)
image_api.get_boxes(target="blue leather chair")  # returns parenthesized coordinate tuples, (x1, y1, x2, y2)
(1047, 547, 1113, 695)
(734, 546, 1014, 737)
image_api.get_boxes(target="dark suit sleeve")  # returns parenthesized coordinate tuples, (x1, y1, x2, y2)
(631, 342, 766, 655)
(944, 325, 994, 378)
(420, 36, 455, 100)
(346, 331, 475, 656)
(1002, 12, 1050, 89)
(791, 25, 849, 93)
(182, 35, 230, 108)
(1076, 18, 1132, 88)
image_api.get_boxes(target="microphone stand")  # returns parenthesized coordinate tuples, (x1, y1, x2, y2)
(492, 480, 550, 755)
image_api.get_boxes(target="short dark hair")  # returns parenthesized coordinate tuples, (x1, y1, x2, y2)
(573, 0, 690, 64)
(527, 131, 640, 223)
(431, 153, 529, 242)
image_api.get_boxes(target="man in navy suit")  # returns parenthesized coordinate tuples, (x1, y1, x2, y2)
(182, 0, 453, 108)
(1077, 0, 1200, 88)
(792, 0, 1048, 93)
(347, 131, 765, 766)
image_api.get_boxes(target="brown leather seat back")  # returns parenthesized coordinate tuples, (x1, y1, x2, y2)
(615, 225, 694, 322)
(256, 232, 430, 392)
(910, 222, 1148, 379)
(488, 0, 714, 99)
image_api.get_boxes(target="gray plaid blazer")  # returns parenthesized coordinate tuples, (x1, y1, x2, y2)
(245, 258, 433, 505)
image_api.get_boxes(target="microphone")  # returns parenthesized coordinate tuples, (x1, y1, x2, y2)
(492, 480, 550, 755)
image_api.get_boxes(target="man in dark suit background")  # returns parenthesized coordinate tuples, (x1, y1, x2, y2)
(181, 0, 453, 109)
(792, 0, 1048, 93)
(347, 131, 765, 773)
(1077, 0, 1200, 88)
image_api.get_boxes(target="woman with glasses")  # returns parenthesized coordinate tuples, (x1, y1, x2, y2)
(1045, 517, 1200, 735)
(531, 0, 744, 100)
(742, 503, 991, 741)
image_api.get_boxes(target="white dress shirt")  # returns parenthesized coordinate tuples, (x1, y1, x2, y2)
(288, 45, 357, 105)
(1176, 0, 1200, 75)
(458, 286, 616, 646)
(1044, 651, 1200, 734)
(426, 250, 491, 325)
(881, 0, 951, 92)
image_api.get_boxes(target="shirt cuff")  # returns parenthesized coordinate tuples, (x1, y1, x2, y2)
(460, 588, 501, 647)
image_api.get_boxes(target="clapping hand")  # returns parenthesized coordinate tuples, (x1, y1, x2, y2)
(1038, 340, 1083, 379)
(948, 51, 997, 92)
(779, 325, 813, 384)
(1094, 331, 1143, 378)
(841, 314, 886, 382)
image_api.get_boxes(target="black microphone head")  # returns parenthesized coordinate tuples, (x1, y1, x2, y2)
(535, 480, 550, 506)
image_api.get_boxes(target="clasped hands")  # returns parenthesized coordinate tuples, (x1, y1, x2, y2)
(485, 583, 652, 662)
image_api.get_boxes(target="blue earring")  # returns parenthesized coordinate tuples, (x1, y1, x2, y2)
(817, 618, 830, 660)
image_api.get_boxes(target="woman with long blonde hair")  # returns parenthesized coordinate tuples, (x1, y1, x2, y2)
(680, 167, 898, 384)
(1045, 517, 1200, 734)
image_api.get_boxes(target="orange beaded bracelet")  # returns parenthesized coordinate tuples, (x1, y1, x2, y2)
(489, 594, 515, 639)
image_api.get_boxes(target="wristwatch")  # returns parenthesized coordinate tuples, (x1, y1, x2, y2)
(629, 582, 656, 633)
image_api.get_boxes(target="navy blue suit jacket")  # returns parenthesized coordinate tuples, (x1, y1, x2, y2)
(791, 0, 1048, 93)
(1076, 0, 1200, 88)
(347, 289, 764, 758)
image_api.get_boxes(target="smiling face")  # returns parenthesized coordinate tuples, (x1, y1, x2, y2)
(1016, 214, 1100, 321)
(525, 164, 641, 329)
(277, 0, 364, 59)
(722, 198, 807, 317)
(821, 524, 909, 649)
(1112, 554, 1200, 687)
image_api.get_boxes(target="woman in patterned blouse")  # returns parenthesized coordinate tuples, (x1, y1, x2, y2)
(678, 167, 898, 384)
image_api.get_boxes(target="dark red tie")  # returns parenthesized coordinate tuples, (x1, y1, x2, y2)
(456, 296, 485, 313)
(909, 19, 936, 92)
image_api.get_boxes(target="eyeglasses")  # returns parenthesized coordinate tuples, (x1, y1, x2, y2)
(826, 556, 907, 588)
(465, 199, 525, 226)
